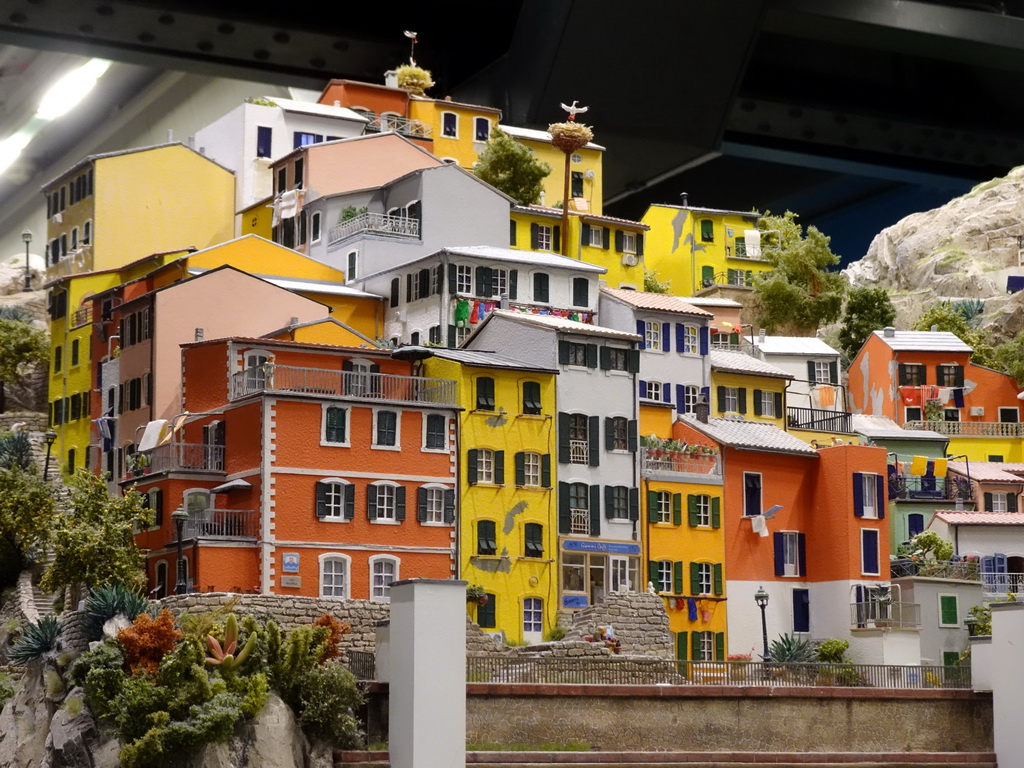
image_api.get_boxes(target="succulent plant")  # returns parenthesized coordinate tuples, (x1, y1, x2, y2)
(205, 613, 256, 671)
(9, 615, 60, 665)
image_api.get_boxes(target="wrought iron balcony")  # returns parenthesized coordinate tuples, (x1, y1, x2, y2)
(641, 448, 721, 477)
(142, 442, 224, 474)
(887, 473, 972, 502)
(71, 306, 92, 328)
(890, 559, 980, 581)
(361, 112, 431, 139)
(787, 406, 852, 434)
(327, 212, 421, 246)
(230, 365, 458, 407)
(180, 509, 257, 540)
(850, 600, 921, 630)
(905, 420, 1024, 437)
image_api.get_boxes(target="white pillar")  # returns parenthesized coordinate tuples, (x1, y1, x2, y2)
(389, 578, 466, 768)
(990, 602, 1024, 764)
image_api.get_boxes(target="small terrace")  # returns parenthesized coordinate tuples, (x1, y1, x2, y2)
(327, 212, 420, 247)
(640, 440, 721, 478)
(361, 112, 431, 139)
(982, 572, 1024, 597)
(230, 365, 458, 407)
(888, 473, 972, 502)
(176, 509, 257, 541)
(787, 406, 852, 434)
(123, 443, 224, 482)
(851, 601, 921, 630)
(905, 419, 1024, 437)
(890, 559, 980, 581)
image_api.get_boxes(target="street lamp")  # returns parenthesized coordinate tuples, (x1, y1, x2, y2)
(172, 505, 190, 595)
(21, 229, 31, 292)
(42, 429, 57, 480)
(754, 585, 770, 661)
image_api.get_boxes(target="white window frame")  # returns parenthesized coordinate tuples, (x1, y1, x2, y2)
(609, 416, 629, 452)
(861, 529, 880, 576)
(656, 560, 672, 594)
(999, 407, 1020, 423)
(347, 251, 357, 281)
(474, 116, 490, 141)
(588, 227, 603, 247)
(944, 408, 961, 422)
(696, 563, 713, 595)
(319, 553, 351, 599)
(724, 387, 739, 413)
(782, 531, 800, 576)
(683, 385, 700, 415)
(861, 474, 878, 519)
(318, 478, 350, 521)
(905, 406, 923, 422)
(644, 321, 662, 351)
(992, 493, 1008, 513)
(491, 268, 509, 298)
(567, 342, 588, 367)
(441, 111, 458, 138)
(321, 404, 350, 447)
(523, 452, 541, 487)
(814, 361, 830, 383)
(155, 560, 168, 598)
(456, 325, 472, 346)
(371, 481, 399, 523)
(82, 219, 92, 245)
(422, 412, 448, 452)
(70, 227, 78, 250)
(743, 472, 762, 517)
(696, 495, 711, 527)
(536, 224, 552, 251)
(311, 211, 322, 244)
(369, 555, 399, 603)
(431, 265, 443, 294)
(646, 381, 663, 402)
(523, 596, 543, 640)
(760, 390, 776, 418)
(655, 491, 671, 524)
(372, 409, 401, 451)
(455, 264, 473, 294)
(697, 630, 714, 661)
(422, 484, 447, 525)
(477, 448, 495, 484)
(937, 593, 960, 628)
(568, 483, 589, 535)
(243, 348, 272, 390)
(621, 231, 637, 254)
(682, 325, 698, 354)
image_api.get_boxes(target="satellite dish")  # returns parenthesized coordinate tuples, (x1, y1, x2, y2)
(763, 505, 783, 519)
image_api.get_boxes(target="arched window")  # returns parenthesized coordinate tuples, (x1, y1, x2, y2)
(369, 555, 400, 602)
(319, 553, 350, 599)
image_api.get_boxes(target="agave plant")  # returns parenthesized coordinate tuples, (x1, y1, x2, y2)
(84, 584, 150, 639)
(767, 632, 816, 663)
(0, 432, 33, 471)
(9, 615, 60, 665)
(206, 613, 256, 672)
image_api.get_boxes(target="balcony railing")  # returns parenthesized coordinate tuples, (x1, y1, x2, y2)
(890, 559, 980, 581)
(641, 449, 721, 477)
(888, 473, 972, 502)
(725, 244, 766, 261)
(850, 601, 921, 629)
(71, 306, 92, 328)
(327, 212, 421, 246)
(982, 572, 1024, 596)
(570, 508, 589, 535)
(361, 112, 431, 139)
(568, 440, 589, 465)
(905, 420, 1024, 437)
(144, 443, 225, 474)
(230, 365, 458, 406)
(44, 246, 93, 280)
(181, 509, 257, 540)
(787, 406, 852, 434)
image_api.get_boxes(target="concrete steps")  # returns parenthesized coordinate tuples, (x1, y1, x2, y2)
(334, 752, 998, 767)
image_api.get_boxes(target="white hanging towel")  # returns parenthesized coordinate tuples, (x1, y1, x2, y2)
(744, 229, 762, 259)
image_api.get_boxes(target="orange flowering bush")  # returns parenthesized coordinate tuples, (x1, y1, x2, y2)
(117, 609, 182, 674)
(312, 613, 350, 661)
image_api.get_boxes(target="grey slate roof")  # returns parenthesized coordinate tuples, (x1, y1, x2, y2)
(872, 330, 972, 353)
(709, 349, 793, 379)
(752, 336, 840, 357)
(850, 414, 947, 441)
(680, 415, 819, 456)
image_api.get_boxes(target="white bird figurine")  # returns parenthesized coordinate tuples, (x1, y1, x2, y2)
(560, 100, 589, 121)
(403, 30, 418, 64)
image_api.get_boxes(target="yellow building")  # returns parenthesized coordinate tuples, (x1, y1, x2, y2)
(639, 403, 728, 662)
(641, 203, 769, 297)
(709, 350, 792, 429)
(510, 206, 648, 289)
(407, 97, 503, 169)
(421, 348, 559, 643)
(498, 125, 605, 215)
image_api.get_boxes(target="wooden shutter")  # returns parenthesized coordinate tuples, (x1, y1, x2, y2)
(939, 595, 959, 626)
(629, 488, 639, 521)
(541, 455, 551, 487)
(690, 561, 700, 593)
(715, 632, 725, 661)
(614, 229, 624, 252)
(628, 420, 638, 452)
(717, 386, 727, 412)
(589, 484, 601, 536)
(628, 349, 641, 373)
(367, 484, 378, 520)
(515, 452, 525, 486)
(636, 320, 646, 349)
(467, 449, 479, 485)
(676, 632, 688, 661)
(558, 482, 571, 533)
(898, 364, 910, 385)
(604, 485, 614, 520)
(699, 326, 709, 355)
(508, 269, 518, 299)
(417, 487, 428, 522)
(807, 361, 817, 384)
(602, 227, 610, 250)
(828, 361, 838, 384)
(444, 489, 455, 523)
(448, 264, 458, 294)
(553, 226, 561, 251)
(713, 563, 723, 596)
(687, 495, 698, 526)
(558, 340, 570, 365)
(737, 388, 747, 414)
(586, 343, 598, 368)
(557, 412, 571, 463)
(395, 487, 406, 521)
(530, 222, 539, 249)
(853, 473, 865, 516)
(984, 492, 993, 512)
(797, 533, 807, 577)
(876, 475, 886, 519)
(600, 346, 612, 369)
(588, 415, 600, 466)
(673, 561, 684, 594)
(406, 273, 413, 302)
(604, 417, 615, 451)
(673, 493, 683, 526)
(1009, 493, 1019, 514)
(774, 392, 783, 417)
(753, 389, 763, 416)
(494, 451, 505, 485)
(636, 233, 644, 256)
(711, 497, 721, 529)
(315, 482, 327, 518)
(648, 491, 659, 523)
(418, 268, 430, 298)
(773, 532, 785, 575)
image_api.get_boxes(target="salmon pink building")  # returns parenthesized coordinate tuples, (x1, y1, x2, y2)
(132, 337, 460, 601)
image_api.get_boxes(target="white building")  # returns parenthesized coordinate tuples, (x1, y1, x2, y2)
(750, 335, 845, 413)
(467, 310, 642, 610)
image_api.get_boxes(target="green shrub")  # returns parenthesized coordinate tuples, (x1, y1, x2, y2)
(0, 432, 33, 471)
(85, 584, 150, 639)
(816, 638, 849, 663)
(296, 663, 362, 746)
(70, 640, 127, 719)
(0, 673, 14, 708)
(9, 615, 60, 665)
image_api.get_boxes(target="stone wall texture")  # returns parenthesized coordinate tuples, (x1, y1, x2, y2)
(564, 591, 673, 659)
(57, 609, 91, 658)
(465, 688, 993, 753)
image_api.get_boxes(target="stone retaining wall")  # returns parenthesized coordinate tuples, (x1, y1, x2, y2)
(565, 591, 673, 659)
(57, 610, 91, 658)
(0, 412, 49, 434)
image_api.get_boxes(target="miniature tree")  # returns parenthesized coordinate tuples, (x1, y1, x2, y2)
(0, 466, 55, 586)
(549, 118, 594, 256)
(0, 314, 47, 413)
(837, 286, 897, 360)
(473, 127, 551, 206)
(913, 300, 996, 368)
(395, 64, 434, 97)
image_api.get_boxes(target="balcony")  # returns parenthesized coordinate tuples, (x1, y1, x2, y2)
(230, 365, 458, 407)
(327, 212, 420, 247)
(890, 559, 980, 581)
(44, 246, 93, 281)
(71, 306, 92, 328)
(569, 440, 589, 465)
(641, 448, 721, 478)
(982, 572, 1024, 596)
(888, 473, 972, 502)
(905, 419, 1024, 437)
(145, 443, 224, 474)
(850, 601, 921, 630)
(361, 112, 431, 139)
(180, 509, 257, 540)
(570, 508, 589, 535)
(725, 243, 766, 261)
(787, 406, 852, 434)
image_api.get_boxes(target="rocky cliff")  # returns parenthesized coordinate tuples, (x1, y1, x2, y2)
(844, 165, 1024, 342)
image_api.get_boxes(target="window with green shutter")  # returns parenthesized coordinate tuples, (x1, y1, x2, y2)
(524, 523, 544, 557)
(477, 520, 497, 555)
(942, 651, 961, 667)
(522, 381, 542, 414)
(700, 219, 714, 242)
(476, 377, 495, 410)
(676, 631, 688, 661)
(938, 594, 959, 627)
(324, 406, 347, 443)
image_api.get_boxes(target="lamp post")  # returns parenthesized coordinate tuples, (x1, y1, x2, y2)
(21, 229, 31, 292)
(172, 505, 189, 595)
(754, 585, 770, 661)
(42, 429, 57, 480)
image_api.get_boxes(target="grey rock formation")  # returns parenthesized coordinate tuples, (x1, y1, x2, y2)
(0, 665, 53, 768)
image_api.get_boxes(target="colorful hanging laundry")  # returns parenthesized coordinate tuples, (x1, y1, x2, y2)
(909, 455, 928, 476)
(817, 384, 836, 408)
(899, 386, 921, 406)
(688, 597, 698, 621)
(953, 388, 965, 408)
(454, 299, 470, 327)
(933, 458, 948, 476)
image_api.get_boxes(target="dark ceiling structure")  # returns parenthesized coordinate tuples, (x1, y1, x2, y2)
(4, 0, 1024, 263)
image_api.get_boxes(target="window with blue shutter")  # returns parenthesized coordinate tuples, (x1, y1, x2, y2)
(793, 589, 810, 633)
(861, 529, 880, 575)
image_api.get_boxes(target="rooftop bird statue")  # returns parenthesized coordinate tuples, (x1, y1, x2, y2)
(404, 30, 418, 64)
(560, 100, 589, 121)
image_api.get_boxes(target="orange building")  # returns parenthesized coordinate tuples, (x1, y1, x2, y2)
(675, 414, 906, 664)
(131, 337, 460, 600)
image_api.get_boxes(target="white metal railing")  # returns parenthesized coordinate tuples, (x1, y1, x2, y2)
(143, 443, 224, 474)
(641, 449, 721, 476)
(570, 508, 589, 535)
(569, 440, 589, 465)
(44, 246, 93, 280)
(230, 365, 458, 406)
(362, 112, 431, 138)
(327, 212, 421, 245)
(182, 509, 257, 540)
(904, 420, 1024, 437)
(982, 572, 1024, 596)
(850, 601, 921, 629)
(891, 559, 980, 580)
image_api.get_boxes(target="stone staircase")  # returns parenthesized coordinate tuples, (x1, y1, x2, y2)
(334, 752, 998, 767)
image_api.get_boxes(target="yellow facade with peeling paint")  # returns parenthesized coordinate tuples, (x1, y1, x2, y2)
(423, 354, 558, 643)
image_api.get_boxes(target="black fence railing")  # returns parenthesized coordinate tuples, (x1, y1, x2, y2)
(348, 650, 376, 681)
(787, 406, 852, 434)
(888, 473, 972, 502)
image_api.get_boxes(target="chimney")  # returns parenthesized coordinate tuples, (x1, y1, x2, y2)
(194, 328, 204, 341)
(883, 327, 895, 338)
(695, 392, 710, 424)
(758, 328, 766, 343)
(167, 129, 173, 142)
(930, 324, 938, 333)
(680, 192, 689, 207)
(290, 316, 299, 326)
(333, 100, 340, 107)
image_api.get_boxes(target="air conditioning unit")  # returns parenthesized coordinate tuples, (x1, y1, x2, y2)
(584, 169, 596, 179)
(53, 212, 63, 224)
(970, 406, 985, 416)
(622, 253, 639, 267)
